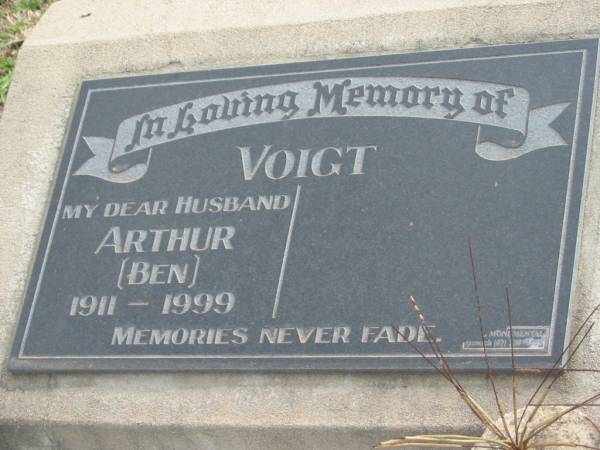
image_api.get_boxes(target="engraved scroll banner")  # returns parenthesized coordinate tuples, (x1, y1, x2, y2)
(74, 77, 570, 183)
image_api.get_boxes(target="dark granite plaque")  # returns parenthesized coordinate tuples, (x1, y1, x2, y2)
(9, 39, 599, 372)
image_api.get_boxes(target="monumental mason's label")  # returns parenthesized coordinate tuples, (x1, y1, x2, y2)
(9, 39, 599, 371)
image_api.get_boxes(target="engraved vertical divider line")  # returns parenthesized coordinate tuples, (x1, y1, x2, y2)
(272, 184, 302, 319)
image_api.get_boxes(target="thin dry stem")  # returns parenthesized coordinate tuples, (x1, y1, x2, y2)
(505, 287, 519, 445)
(585, 416, 600, 432)
(407, 296, 505, 438)
(376, 433, 510, 449)
(469, 241, 513, 443)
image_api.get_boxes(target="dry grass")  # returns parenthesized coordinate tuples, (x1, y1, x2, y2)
(376, 242, 600, 449)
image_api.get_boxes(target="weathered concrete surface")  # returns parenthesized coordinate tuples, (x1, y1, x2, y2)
(481, 407, 600, 448)
(0, 0, 599, 448)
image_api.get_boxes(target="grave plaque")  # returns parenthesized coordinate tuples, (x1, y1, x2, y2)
(9, 39, 599, 371)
